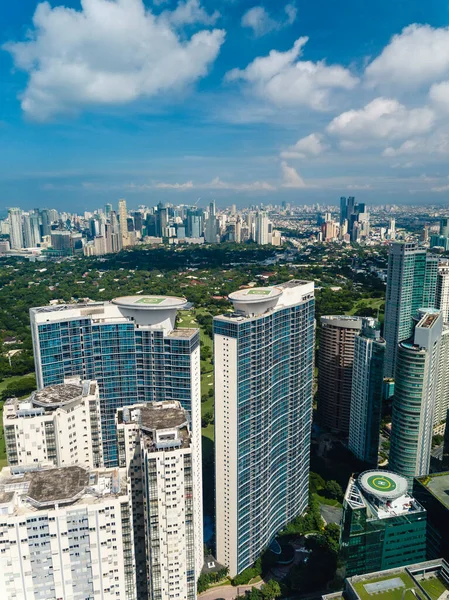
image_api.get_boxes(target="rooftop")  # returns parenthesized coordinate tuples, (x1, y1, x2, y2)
(112, 295, 187, 310)
(167, 328, 197, 338)
(25, 465, 90, 505)
(32, 383, 83, 407)
(139, 403, 188, 432)
(228, 286, 283, 303)
(417, 472, 449, 510)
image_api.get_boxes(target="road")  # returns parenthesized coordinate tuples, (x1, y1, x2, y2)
(320, 504, 342, 525)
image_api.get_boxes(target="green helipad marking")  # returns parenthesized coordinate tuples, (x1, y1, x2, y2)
(246, 289, 271, 296)
(367, 475, 397, 492)
(135, 297, 165, 305)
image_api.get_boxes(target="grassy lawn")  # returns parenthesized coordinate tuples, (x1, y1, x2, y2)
(418, 576, 449, 599)
(347, 297, 385, 317)
(0, 373, 35, 394)
(313, 492, 342, 507)
(353, 573, 419, 600)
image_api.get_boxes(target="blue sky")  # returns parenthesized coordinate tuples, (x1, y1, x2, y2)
(2, 0, 449, 212)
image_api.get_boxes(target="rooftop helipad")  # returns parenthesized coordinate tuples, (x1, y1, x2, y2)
(358, 470, 408, 501)
(112, 295, 187, 310)
(228, 286, 283, 303)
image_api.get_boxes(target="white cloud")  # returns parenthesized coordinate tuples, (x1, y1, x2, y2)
(280, 132, 328, 158)
(226, 37, 358, 111)
(365, 24, 449, 89)
(383, 133, 449, 157)
(162, 0, 220, 27)
(4, 0, 225, 120)
(156, 176, 275, 190)
(327, 98, 435, 140)
(429, 81, 449, 113)
(431, 184, 449, 192)
(241, 3, 297, 37)
(281, 161, 306, 188)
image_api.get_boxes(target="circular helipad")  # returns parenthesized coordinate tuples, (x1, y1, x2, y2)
(358, 470, 408, 500)
(112, 296, 187, 310)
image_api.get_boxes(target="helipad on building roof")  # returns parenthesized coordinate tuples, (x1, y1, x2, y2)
(358, 470, 408, 501)
(112, 295, 187, 310)
(228, 286, 283, 303)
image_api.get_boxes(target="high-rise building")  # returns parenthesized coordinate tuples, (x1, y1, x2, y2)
(119, 198, 130, 247)
(3, 379, 103, 469)
(186, 208, 203, 238)
(156, 203, 168, 238)
(205, 201, 220, 243)
(255, 211, 270, 245)
(341, 470, 427, 577)
(30, 212, 41, 246)
(214, 281, 315, 576)
(40, 208, 52, 237)
(435, 324, 449, 426)
(0, 465, 136, 600)
(117, 402, 202, 600)
(383, 242, 438, 378)
(441, 217, 449, 237)
(348, 319, 386, 467)
(30, 295, 201, 467)
(436, 261, 449, 322)
(414, 472, 449, 563)
(50, 230, 72, 253)
(8, 207, 23, 250)
(317, 316, 363, 436)
(389, 309, 443, 483)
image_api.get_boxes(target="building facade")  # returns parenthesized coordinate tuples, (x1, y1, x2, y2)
(3, 379, 103, 469)
(341, 470, 427, 577)
(436, 262, 449, 322)
(214, 281, 315, 576)
(348, 319, 386, 467)
(389, 310, 443, 483)
(383, 242, 438, 378)
(0, 465, 136, 600)
(414, 472, 449, 563)
(317, 315, 363, 436)
(8, 207, 23, 250)
(30, 296, 201, 467)
(117, 402, 202, 600)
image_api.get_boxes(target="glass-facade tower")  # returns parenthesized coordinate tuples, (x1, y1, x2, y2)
(30, 296, 202, 467)
(383, 242, 438, 378)
(214, 281, 315, 576)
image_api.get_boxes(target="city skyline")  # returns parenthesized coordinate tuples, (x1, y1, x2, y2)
(2, 1, 449, 208)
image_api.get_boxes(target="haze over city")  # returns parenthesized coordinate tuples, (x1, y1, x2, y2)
(2, 0, 449, 210)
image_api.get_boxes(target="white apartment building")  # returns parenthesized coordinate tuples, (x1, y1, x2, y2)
(3, 379, 103, 469)
(117, 401, 202, 600)
(0, 465, 136, 600)
(436, 262, 449, 323)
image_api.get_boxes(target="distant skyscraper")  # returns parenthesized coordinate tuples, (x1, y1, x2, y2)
(105, 203, 112, 218)
(8, 207, 23, 250)
(317, 315, 363, 436)
(40, 208, 52, 237)
(341, 470, 427, 577)
(117, 402, 203, 600)
(214, 281, 315, 576)
(389, 309, 443, 483)
(118, 199, 130, 247)
(30, 212, 41, 245)
(441, 217, 449, 237)
(30, 296, 202, 468)
(186, 208, 203, 238)
(205, 201, 220, 243)
(436, 262, 449, 322)
(383, 242, 438, 378)
(348, 319, 386, 467)
(255, 210, 270, 245)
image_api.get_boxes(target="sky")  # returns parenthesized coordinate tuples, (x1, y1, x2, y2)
(2, 0, 449, 212)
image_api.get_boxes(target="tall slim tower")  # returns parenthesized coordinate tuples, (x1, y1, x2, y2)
(383, 242, 438, 378)
(389, 309, 443, 483)
(118, 198, 130, 247)
(8, 208, 23, 250)
(117, 402, 203, 600)
(436, 261, 449, 322)
(255, 211, 270, 245)
(317, 316, 363, 436)
(30, 296, 202, 470)
(348, 319, 386, 467)
(214, 281, 315, 576)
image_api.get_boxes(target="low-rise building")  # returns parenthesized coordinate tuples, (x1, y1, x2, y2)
(0, 465, 136, 600)
(414, 472, 449, 563)
(3, 379, 103, 469)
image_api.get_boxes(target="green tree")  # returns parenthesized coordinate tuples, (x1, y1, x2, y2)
(324, 480, 343, 501)
(261, 579, 282, 599)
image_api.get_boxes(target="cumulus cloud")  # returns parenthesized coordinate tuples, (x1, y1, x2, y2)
(162, 0, 220, 27)
(383, 133, 449, 157)
(365, 24, 449, 88)
(241, 3, 297, 37)
(280, 132, 328, 159)
(327, 97, 435, 140)
(156, 176, 275, 190)
(4, 0, 225, 120)
(281, 161, 306, 188)
(431, 184, 449, 192)
(429, 81, 449, 113)
(226, 37, 358, 111)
